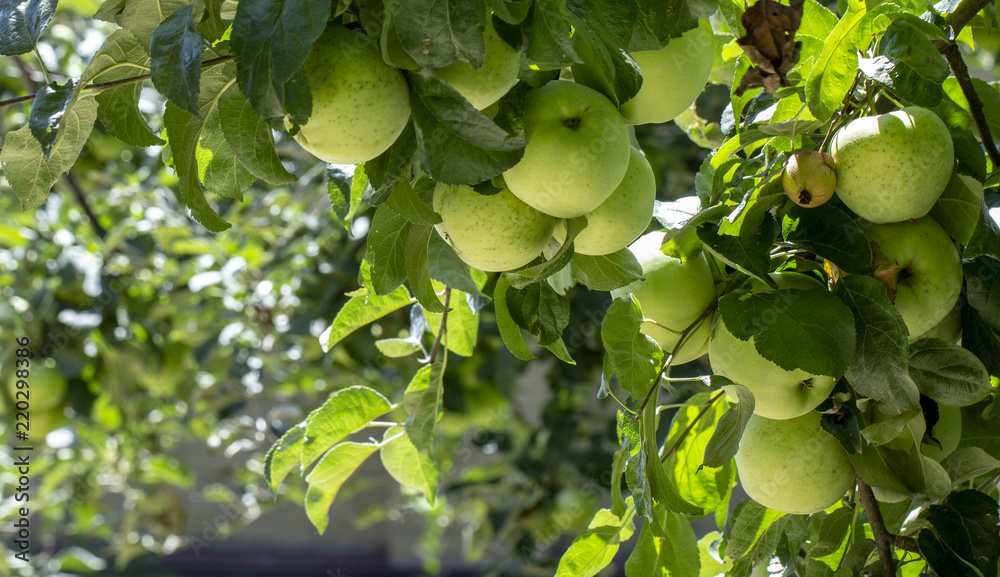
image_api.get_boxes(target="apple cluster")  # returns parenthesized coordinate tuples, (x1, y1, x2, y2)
(286, 19, 716, 273)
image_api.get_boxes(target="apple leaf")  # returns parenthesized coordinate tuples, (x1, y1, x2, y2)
(782, 203, 874, 275)
(301, 385, 393, 471)
(566, 12, 642, 107)
(523, 0, 578, 70)
(965, 257, 1000, 333)
(940, 447, 1000, 488)
(929, 172, 984, 246)
(836, 275, 920, 412)
(149, 4, 203, 118)
(703, 385, 755, 468)
(717, 286, 856, 377)
(387, 0, 486, 69)
(367, 203, 410, 296)
(506, 282, 571, 348)
(805, 507, 854, 572)
(28, 80, 81, 157)
(114, 0, 188, 48)
(319, 264, 414, 352)
(407, 71, 526, 186)
(263, 422, 305, 493)
(492, 275, 535, 361)
(403, 362, 446, 454)
(380, 426, 438, 504)
(555, 508, 634, 577)
(858, 18, 949, 108)
(697, 216, 775, 287)
(304, 441, 379, 534)
(665, 393, 731, 512)
(734, 0, 804, 95)
(230, 0, 331, 119)
(424, 289, 480, 356)
(565, 0, 702, 53)
(909, 338, 993, 407)
(85, 29, 163, 147)
(918, 490, 1000, 577)
(218, 85, 297, 185)
(0, 0, 55, 56)
(571, 250, 643, 292)
(601, 296, 663, 399)
(326, 165, 368, 228)
(198, 116, 255, 200)
(964, 200, 1000, 261)
(427, 233, 489, 299)
(848, 442, 912, 496)
(404, 225, 447, 314)
(625, 512, 701, 577)
(725, 500, 787, 563)
(960, 306, 1000, 377)
(641, 399, 703, 517)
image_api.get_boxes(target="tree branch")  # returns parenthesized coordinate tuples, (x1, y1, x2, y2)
(937, 41, 1000, 168)
(943, 0, 993, 36)
(855, 471, 897, 577)
(0, 55, 234, 110)
(62, 171, 107, 240)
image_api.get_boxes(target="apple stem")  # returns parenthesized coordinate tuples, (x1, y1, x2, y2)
(855, 471, 898, 576)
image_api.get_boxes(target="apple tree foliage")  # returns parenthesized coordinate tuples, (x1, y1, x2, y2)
(2, 0, 1000, 575)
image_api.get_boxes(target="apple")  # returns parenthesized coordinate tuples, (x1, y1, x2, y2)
(551, 146, 655, 255)
(434, 21, 520, 110)
(433, 183, 554, 272)
(291, 25, 411, 164)
(782, 151, 837, 208)
(610, 232, 716, 364)
(830, 107, 954, 223)
(912, 302, 962, 344)
(864, 217, 963, 338)
(574, 20, 715, 125)
(735, 412, 854, 514)
(502, 80, 630, 218)
(30, 407, 68, 441)
(709, 272, 838, 420)
(922, 403, 961, 461)
(7, 362, 67, 412)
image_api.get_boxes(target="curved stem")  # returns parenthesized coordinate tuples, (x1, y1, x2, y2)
(855, 471, 897, 577)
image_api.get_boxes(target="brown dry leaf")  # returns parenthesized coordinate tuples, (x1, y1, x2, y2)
(736, 0, 805, 95)
(870, 240, 902, 303)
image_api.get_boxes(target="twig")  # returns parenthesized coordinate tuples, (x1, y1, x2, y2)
(637, 302, 717, 412)
(659, 390, 726, 463)
(944, 0, 993, 35)
(426, 288, 452, 364)
(937, 41, 1000, 168)
(62, 171, 107, 240)
(855, 471, 897, 577)
(819, 68, 865, 153)
(0, 55, 234, 110)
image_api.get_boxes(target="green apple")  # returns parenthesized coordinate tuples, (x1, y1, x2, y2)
(736, 412, 854, 514)
(434, 21, 520, 109)
(30, 407, 68, 441)
(912, 302, 962, 344)
(291, 25, 411, 164)
(830, 107, 954, 223)
(783, 151, 837, 208)
(709, 272, 838, 420)
(922, 403, 961, 461)
(574, 21, 714, 125)
(552, 146, 655, 255)
(7, 362, 67, 412)
(610, 232, 716, 364)
(433, 183, 554, 272)
(502, 80, 630, 218)
(864, 217, 963, 338)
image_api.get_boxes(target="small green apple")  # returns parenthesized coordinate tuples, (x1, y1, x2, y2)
(830, 107, 954, 223)
(735, 412, 854, 515)
(912, 302, 962, 344)
(291, 25, 411, 164)
(610, 232, 716, 364)
(30, 407, 68, 441)
(709, 272, 838, 420)
(502, 80, 630, 218)
(574, 21, 715, 125)
(922, 403, 961, 461)
(552, 146, 655, 255)
(864, 217, 963, 338)
(433, 183, 554, 272)
(434, 21, 520, 110)
(7, 362, 67, 412)
(783, 151, 837, 208)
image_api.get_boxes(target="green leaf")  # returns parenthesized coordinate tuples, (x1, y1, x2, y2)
(697, 216, 774, 287)
(703, 386, 755, 468)
(525, 0, 578, 69)
(387, 0, 486, 69)
(263, 422, 305, 493)
(327, 165, 368, 227)
(406, 71, 526, 186)
(966, 205, 1000, 263)
(385, 177, 442, 226)
(428, 233, 489, 298)
(665, 394, 731, 513)
(150, 4, 203, 118)
(625, 511, 701, 577)
(555, 508, 634, 577)
(374, 337, 422, 358)
(940, 447, 1000, 487)
(28, 80, 81, 157)
(567, 13, 642, 107)
(937, 77, 1000, 145)
(725, 500, 786, 561)
(425, 290, 479, 356)
(848, 442, 912, 495)
(368, 202, 410, 296)
(380, 427, 438, 503)
(717, 286, 856, 377)
(115, 0, 188, 48)
(403, 362, 446, 454)
(505, 216, 586, 289)
(217, 85, 296, 184)
(493, 275, 535, 360)
(162, 63, 238, 232)
(601, 296, 663, 399)
(365, 123, 417, 204)
(301, 386, 392, 470)
(571, 249, 643, 292)
(643, 399, 703, 516)
(0, 96, 98, 210)
(962, 307, 1000, 377)
(918, 490, 1000, 577)
(198, 116, 255, 200)
(566, 0, 701, 52)
(806, 507, 854, 572)
(304, 441, 379, 534)
(505, 282, 570, 348)
(229, 0, 332, 118)
(965, 257, 1000, 333)
(405, 225, 447, 313)
(836, 275, 920, 411)
(782, 203, 873, 275)
(85, 29, 163, 147)
(0, 0, 55, 56)
(928, 172, 983, 246)
(320, 271, 413, 352)
(858, 18, 949, 108)
(909, 338, 993, 406)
